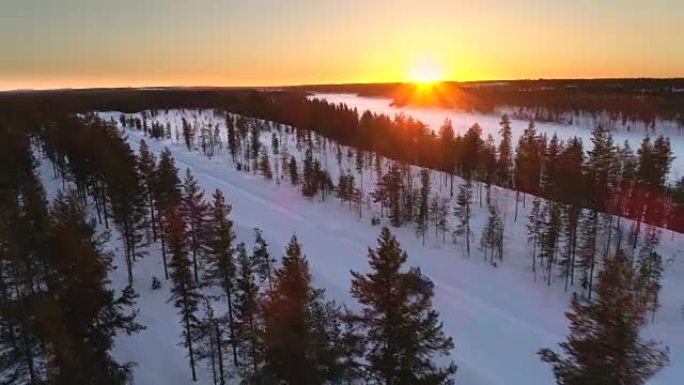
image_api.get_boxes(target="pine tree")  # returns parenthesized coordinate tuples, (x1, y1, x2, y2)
(577, 211, 599, 298)
(415, 169, 430, 245)
(288, 155, 299, 185)
(540, 202, 562, 285)
(182, 118, 194, 151)
(249, 123, 261, 172)
(498, 114, 513, 187)
(635, 226, 664, 321)
(355, 149, 365, 190)
(138, 139, 158, 241)
(429, 195, 449, 242)
(0, 140, 51, 384)
(632, 136, 673, 250)
(559, 206, 582, 292)
(337, 170, 356, 208)
(338, 309, 366, 384)
(226, 115, 239, 163)
(556, 137, 585, 290)
(402, 164, 418, 225)
(262, 236, 345, 385)
(154, 148, 182, 279)
(203, 189, 239, 369)
(454, 179, 473, 257)
(165, 203, 202, 381)
(372, 162, 403, 226)
(259, 150, 273, 181)
(45, 192, 143, 384)
(107, 145, 148, 286)
(527, 197, 545, 280)
(196, 299, 226, 385)
(350, 227, 457, 385)
(181, 168, 208, 283)
(481, 203, 504, 265)
(271, 132, 280, 156)
(234, 244, 265, 382)
(514, 121, 543, 215)
(302, 148, 318, 197)
(252, 228, 275, 292)
(538, 254, 669, 385)
(437, 119, 457, 196)
(213, 124, 222, 156)
(585, 125, 617, 213)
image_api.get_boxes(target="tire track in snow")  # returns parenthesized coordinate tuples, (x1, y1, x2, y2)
(175, 159, 306, 223)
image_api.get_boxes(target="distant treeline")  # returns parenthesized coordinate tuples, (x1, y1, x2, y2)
(292, 79, 684, 125)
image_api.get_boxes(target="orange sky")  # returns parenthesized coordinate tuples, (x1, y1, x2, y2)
(1, 0, 682, 90)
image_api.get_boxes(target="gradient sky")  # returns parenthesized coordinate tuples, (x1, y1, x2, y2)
(1, 0, 683, 90)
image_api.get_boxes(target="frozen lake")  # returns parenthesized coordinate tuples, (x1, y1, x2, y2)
(311, 93, 684, 183)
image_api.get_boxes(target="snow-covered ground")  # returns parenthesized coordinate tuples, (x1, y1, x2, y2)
(37, 108, 683, 385)
(310, 93, 684, 183)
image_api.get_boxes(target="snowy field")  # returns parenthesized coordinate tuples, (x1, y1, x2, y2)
(310, 93, 684, 183)
(37, 108, 683, 385)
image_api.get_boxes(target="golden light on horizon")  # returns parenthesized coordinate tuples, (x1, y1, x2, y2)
(406, 56, 445, 84)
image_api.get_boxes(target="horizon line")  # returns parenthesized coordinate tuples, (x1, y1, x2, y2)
(2, 76, 684, 93)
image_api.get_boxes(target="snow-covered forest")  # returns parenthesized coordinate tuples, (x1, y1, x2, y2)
(2, 96, 683, 385)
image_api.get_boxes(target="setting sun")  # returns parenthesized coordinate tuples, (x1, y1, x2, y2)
(407, 57, 445, 84)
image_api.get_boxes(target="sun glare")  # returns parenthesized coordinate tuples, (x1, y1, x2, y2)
(407, 58, 444, 84)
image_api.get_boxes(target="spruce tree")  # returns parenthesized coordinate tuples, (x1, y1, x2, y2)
(540, 202, 562, 285)
(288, 155, 299, 185)
(415, 169, 430, 245)
(302, 148, 318, 197)
(527, 197, 545, 280)
(437, 119, 457, 196)
(481, 203, 504, 265)
(259, 150, 273, 181)
(182, 118, 194, 151)
(355, 149, 365, 190)
(203, 189, 239, 368)
(234, 243, 265, 382)
(429, 195, 449, 242)
(165, 203, 202, 381)
(262, 235, 344, 385)
(350, 227, 457, 385)
(635, 226, 664, 321)
(560, 206, 582, 291)
(154, 148, 182, 279)
(373, 163, 403, 226)
(107, 146, 148, 286)
(514, 121, 543, 212)
(539, 254, 669, 385)
(250, 123, 261, 172)
(226, 115, 239, 163)
(498, 114, 513, 187)
(181, 168, 208, 283)
(585, 125, 617, 213)
(46, 192, 143, 385)
(138, 139, 158, 241)
(577, 211, 599, 298)
(196, 299, 226, 385)
(454, 179, 473, 257)
(252, 228, 275, 292)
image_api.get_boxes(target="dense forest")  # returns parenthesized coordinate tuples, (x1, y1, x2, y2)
(1, 88, 681, 234)
(1, 87, 680, 384)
